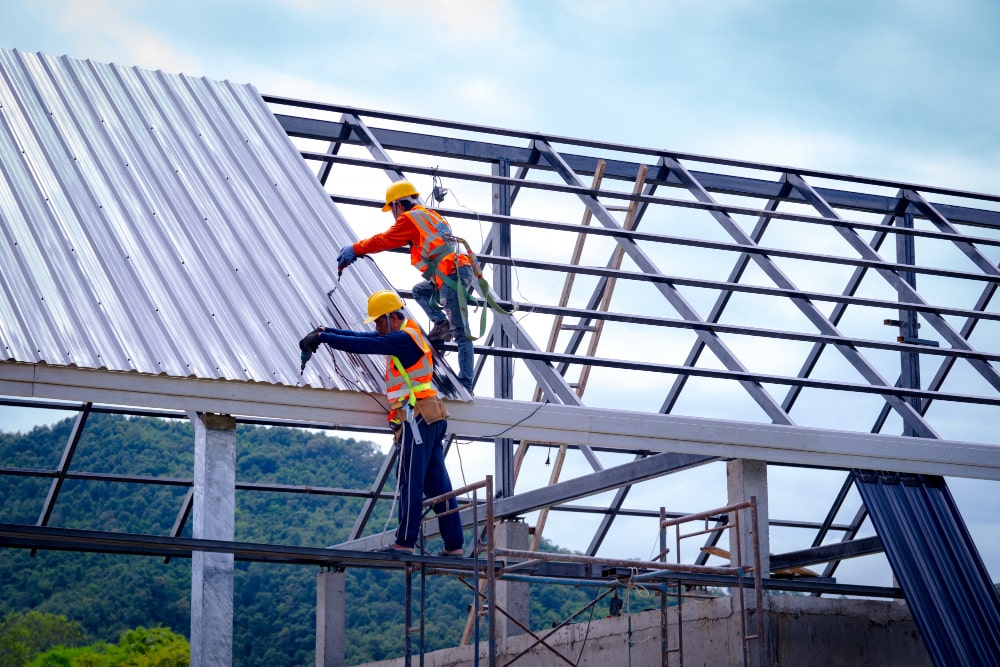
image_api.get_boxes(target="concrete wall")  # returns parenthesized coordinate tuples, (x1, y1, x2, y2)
(360, 595, 930, 667)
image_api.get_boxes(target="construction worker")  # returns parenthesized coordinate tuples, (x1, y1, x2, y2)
(298, 290, 464, 556)
(337, 181, 476, 392)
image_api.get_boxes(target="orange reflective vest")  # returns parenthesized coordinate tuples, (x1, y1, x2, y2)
(404, 207, 471, 287)
(385, 319, 436, 411)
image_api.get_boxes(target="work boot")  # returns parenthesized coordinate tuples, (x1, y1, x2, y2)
(427, 319, 453, 344)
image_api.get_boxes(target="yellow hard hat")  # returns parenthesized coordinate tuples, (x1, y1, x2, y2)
(363, 290, 405, 323)
(382, 180, 420, 211)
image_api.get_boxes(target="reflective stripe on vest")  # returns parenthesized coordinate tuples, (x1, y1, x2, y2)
(385, 319, 436, 408)
(406, 208, 459, 276)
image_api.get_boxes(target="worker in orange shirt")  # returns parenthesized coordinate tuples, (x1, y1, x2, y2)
(337, 181, 475, 392)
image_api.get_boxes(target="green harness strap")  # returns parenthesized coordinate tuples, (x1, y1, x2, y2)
(420, 235, 514, 341)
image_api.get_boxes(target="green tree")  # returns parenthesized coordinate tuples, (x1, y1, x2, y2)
(27, 626, 188, 667)
(0, 611, 87, 667)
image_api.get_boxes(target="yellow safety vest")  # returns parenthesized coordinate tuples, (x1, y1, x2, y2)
(385, 319, 436, 410)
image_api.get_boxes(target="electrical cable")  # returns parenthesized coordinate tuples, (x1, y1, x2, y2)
(439, 177, 535, 323)
(487, 399, 548, 439)
(451, 432, 469, 490)
(574, 585, 602, 667)
(381, 418, 419, 550)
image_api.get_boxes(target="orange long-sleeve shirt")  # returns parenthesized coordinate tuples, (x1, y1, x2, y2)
(352, 206, 470, 284)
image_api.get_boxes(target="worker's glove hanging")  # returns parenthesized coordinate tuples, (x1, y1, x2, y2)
(299, 329, 323, 372)
(337, 245, 357, 273)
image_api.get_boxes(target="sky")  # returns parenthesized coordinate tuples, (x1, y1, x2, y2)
(2, 0, 999, 590)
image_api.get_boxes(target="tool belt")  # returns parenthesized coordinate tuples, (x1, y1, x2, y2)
(413, 396, 449, 425)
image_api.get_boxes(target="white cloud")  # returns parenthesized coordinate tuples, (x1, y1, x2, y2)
(53, 0, 203, 74)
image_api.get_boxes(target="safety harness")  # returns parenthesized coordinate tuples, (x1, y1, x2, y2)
(386, 320, 436, 445)
(407, 207, 514, 340)
(389, 357, 430, 445)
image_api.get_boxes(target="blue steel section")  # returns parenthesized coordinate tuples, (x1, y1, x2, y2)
(854, 471, 1000, 666)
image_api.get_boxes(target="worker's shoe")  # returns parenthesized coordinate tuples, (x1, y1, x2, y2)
(437, 548, 464, 557)
(427, 319, 453, 344)
(373, 543, 413, 554)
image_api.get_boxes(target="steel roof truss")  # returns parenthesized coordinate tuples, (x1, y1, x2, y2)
(35, 403, 91, 533)
(664, 160, 936, 438)
(787, 174, 1000, 399)
(533, 140, 794, 426)
(662, 177, 794, 415)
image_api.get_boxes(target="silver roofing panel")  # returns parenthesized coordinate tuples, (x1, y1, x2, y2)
(0, 49, 467, 399)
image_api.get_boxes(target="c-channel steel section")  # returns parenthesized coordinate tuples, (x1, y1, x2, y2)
(264, 97, 1000, 213)
(661, 174, 796, 416)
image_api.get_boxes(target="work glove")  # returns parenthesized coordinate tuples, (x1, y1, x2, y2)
(299, 329, 323, 372)
(337, 245, 357, 269)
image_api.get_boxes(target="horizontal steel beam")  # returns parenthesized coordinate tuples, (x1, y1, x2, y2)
(444, 343, 1000, 407)
(0, 465, 395, 500)
(769, 536, 884, 570)
(334, 194, 1000, 283)
(470, 253, 1000, 324)
(268, 108, 1000, 225)
(334, 192, 1000, 255)
(0, 522, 899, 597)
(317, 152, 1000, 245)
(4, 364, 1000, 479)
(0, 523, 471, 569)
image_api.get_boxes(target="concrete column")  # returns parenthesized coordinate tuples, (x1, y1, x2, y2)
(495, 520, 530, 639)
(189, 412, 236, 667)
(316, 569, 346, 667)
(726, 459, 770, 579)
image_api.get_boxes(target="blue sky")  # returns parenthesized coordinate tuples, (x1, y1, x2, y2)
(2, 0, 998, 192)
(2, 0, 999, 585)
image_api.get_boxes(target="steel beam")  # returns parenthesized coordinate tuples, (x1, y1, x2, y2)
(770, 536, 883, 571)
(312, 151, 1000, 258)
(662, 177, 793, 415)
(268, 108, 1000, 227)
(334, 450, 715, 551)
(35, 403, 91, 529)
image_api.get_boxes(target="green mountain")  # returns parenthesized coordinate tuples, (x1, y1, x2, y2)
(0, 414, 628, 666)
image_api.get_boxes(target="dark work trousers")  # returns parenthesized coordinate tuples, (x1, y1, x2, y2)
(395, 415, 464, 551)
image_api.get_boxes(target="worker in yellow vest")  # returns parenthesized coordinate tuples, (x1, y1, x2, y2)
(337, 181, 475, 392)
(299, 290, 464, 555)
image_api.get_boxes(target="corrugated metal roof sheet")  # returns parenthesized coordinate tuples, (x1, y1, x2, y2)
(855, 471, 1000, 666)
(0, 48, 468, 400)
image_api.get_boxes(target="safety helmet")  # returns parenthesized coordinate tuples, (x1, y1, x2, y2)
(382, 180, 420, 211)
(363, 289, 405, 323)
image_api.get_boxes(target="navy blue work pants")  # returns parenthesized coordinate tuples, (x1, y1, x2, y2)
(395, 415, 464, 551)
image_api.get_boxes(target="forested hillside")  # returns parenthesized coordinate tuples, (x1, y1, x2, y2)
(0, 414, 627, 666)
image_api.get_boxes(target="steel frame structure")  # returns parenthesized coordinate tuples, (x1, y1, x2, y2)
(264, 95, 1000, 571)
(4, 94, 1000, 605)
